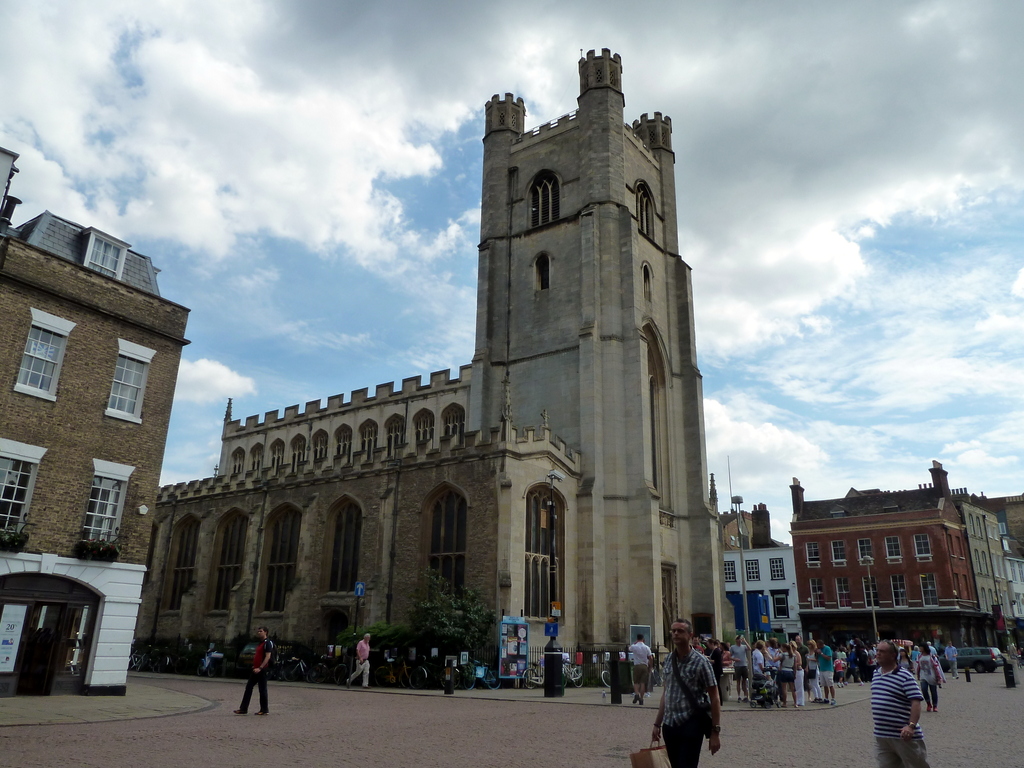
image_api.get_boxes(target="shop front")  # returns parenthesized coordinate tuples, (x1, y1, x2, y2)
(0, 554, 144, 697)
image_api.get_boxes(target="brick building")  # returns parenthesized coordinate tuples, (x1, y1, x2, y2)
(139, 50, 722, 652)
(0, 146, 189, 696)
(790, 461, 984, 647)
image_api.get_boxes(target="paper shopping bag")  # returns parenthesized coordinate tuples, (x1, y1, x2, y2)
(630, 740, 671, 768)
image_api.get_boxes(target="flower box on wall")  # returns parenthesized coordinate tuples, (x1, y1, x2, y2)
(0, 528, 29, 552)
(74, 539, 120, 562)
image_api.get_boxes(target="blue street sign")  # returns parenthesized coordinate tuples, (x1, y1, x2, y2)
(544, 622, 559, 637)
(354, 581, 366, 597)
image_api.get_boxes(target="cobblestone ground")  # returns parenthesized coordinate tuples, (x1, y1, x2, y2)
(1, 672, 1018, 767)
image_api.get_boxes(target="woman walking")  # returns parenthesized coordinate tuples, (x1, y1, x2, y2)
(806, 640, 824, 703)
(777, 642, 797, 706)
(915, 643, 945, 712)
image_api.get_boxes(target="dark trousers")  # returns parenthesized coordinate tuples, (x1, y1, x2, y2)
(920, 681, 938, 707)
(239, 669, 268, 713)
(662, 717, 705, 768)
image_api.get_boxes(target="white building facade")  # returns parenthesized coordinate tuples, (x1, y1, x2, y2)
(723, 545, 800, 638)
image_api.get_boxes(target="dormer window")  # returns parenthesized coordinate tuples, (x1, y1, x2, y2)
(84, 229, 130, 279)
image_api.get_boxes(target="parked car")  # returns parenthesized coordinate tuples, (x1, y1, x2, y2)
(938, 646, 1005, 673)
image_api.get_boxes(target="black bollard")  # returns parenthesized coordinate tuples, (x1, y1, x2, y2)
(964, 666, 971, 682)
(444, 658, 455, 695)
(544, 636, 563, 698)
(609, 656, 622, 704)
(1003, 660, 1016, 688)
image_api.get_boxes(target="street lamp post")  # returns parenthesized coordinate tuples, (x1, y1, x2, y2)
(860, 556, 879, 642)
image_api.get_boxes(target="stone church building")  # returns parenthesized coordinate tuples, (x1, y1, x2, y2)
(140, 49, 723, 650)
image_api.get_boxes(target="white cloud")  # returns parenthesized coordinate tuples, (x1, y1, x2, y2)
(174, 358, 257, 404)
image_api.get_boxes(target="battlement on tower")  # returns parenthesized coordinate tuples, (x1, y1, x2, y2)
(632, 112, 673, 151)
(225, 364, 474, 436)
(579, 48, 622, 95)
(484, 93, 527, 137)
(158, 422, 579, 504)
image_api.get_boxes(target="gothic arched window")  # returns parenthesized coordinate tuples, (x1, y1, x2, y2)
(414, 409, 435, 444)
(536, 254, 550, 290)
(335, 425, 352, 463)
(429, 489, 467, 590)
(269, 440, 285, 471)
(250, 444, 263, 473)
(212, 512, 248, 610)
(312, 430, 329, 462)
(636, 182, 654, 238)
(642, 264, 652, 302)
(359, 421, 378, 459)
(442, 405, 465, 444)
(264, 507, 301, 612)
(524, 486, 564, 618)
(385, 415, 405, 459)
(167, 517, 200, 610)
(328, 501, 362, 592)
(290, 435, 306, 472)
(530, 173, 560, 227)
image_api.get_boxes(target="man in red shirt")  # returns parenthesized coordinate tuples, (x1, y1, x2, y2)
(347, 633, 371, 688)
(235, 627, 274, 715)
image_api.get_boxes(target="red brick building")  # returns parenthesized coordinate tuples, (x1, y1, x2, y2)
(790, 461, 984, 647)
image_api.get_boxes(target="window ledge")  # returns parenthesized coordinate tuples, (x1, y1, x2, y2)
(886, 557, 903, 564)
(832, 560, 846, 566)
(14, 383, 57, 401)
(105, 408, 142, 424)
(916, 555, 933, 562)
(806, 561, 821, 568)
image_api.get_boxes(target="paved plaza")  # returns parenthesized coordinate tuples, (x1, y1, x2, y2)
(0, 671, 1019, 767)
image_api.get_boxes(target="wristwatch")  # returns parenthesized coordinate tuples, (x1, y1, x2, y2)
(712, 725, 721, 734)
(907, 722, 917, 728)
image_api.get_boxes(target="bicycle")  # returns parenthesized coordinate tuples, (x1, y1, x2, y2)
(469, 659, 501, 690)
(523, 662, 544, 689)
(197, 644, 224, 677)
(563, 661, 584, 688)
(281, 655, 319, 683)
(374, 658, 423, 688)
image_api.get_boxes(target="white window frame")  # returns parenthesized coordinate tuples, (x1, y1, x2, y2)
(14, 309, 77, 401)
(0, 438, 46, 529)
(891, 574, 908, 607)
(745, 559, 760, 582)
(724, 560, 736, 582)
(771, 591, 789, 619)
(920, 573, 939, 606)
(831, 539, 846, 564)
(914, 533, 932, 561)
(809, 578, 825, 608)
(769, 557, 785, 580)
(863, 575, 879, 607)
(836, 577, 851, 608)
(105, 339, 156, 423)
(806, 541, 820, 567)
(885, 535, 902, 560)
(84, 229, 130, 280)
(82, 459, 134, 541)
(858, 538, 873, 560)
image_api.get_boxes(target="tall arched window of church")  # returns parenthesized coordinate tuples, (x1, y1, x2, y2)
(264, 507, 301, 611)
(167, 517, 200, 610)
(536, 254, 550, 290)
(429, 489, 467, 590)
(530, 173, 559, 227)
(636, 183, 654, 238)
(213, 513, 247, 610)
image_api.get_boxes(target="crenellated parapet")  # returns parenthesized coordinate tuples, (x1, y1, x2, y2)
(484, 93, 527, 138)
(578, 48, 622, 95)
(159, 421, 580, 505)
(224, 364, 473, 437)
(511, 110, 579, 151)
(632, 112, 673, 152)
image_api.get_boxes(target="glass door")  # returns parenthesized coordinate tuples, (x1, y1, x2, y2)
(16, 603, 63, 696)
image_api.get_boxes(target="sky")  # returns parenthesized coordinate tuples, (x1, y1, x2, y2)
(4, 1, 1024, 543)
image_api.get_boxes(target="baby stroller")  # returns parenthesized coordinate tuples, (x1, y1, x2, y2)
(749, 668, 780, 709)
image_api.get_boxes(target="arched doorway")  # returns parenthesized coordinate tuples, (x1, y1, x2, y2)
(0, 573, 99, 697)
(326, 610, 349, 644)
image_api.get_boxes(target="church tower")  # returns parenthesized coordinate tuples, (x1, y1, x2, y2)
(469, 50, 721, 644)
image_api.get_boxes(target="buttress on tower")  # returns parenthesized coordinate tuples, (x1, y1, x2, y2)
(469, 49, 721, 643)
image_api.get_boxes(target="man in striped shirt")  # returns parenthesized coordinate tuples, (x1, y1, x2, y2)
(871, 640, 931, 768)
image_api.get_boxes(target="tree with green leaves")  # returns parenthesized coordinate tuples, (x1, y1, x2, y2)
(408, 570, 495, 654)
